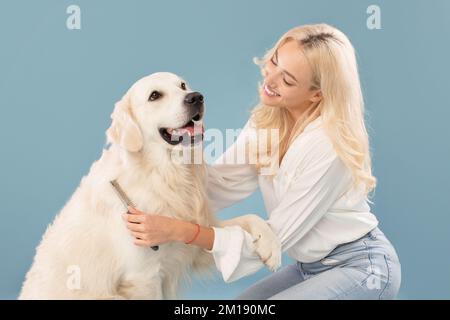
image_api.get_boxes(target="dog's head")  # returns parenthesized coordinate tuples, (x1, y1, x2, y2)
(106, 72, 204, 152)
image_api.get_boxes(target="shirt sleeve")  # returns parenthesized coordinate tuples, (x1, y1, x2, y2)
(207, 136, 353, 283)
(206, 226, 266, 283)
(206, 119, 259, 213)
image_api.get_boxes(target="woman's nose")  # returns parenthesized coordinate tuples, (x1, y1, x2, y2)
(264, 70, 281, 88)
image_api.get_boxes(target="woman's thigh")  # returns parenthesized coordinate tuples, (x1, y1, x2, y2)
(269, 256, 399, 300)
(269, 228, 401, 300)
(235, 263, 305, 300)
(236, 227, 401, 300)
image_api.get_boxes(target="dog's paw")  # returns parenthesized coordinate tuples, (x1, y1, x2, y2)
(217, 213, 282, 272)
(252, 229, 282, 272)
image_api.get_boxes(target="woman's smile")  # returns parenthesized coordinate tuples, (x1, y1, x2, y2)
(263, 84, 281, 97)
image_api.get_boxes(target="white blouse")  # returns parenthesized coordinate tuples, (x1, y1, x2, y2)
(205, 116, 379, 283)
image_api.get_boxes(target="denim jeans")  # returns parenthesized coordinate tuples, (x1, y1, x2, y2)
(236, 227, 401, 300)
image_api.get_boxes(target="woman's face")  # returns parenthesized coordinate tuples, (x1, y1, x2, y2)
(260, 40, 322, 119)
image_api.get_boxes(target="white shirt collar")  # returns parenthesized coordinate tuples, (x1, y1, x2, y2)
(276, 116, 323, 171)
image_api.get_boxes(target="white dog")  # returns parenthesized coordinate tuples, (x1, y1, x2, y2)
(19, 72, 281, 300)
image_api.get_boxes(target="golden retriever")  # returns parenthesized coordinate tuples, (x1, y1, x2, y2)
(18, 72, 281, 299)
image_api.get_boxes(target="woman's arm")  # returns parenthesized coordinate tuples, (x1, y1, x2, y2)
(206, 119, 259, 212)
(123, 206, 215, 251)
(172, 219, 215, 251)
(124, 207, 268, 283)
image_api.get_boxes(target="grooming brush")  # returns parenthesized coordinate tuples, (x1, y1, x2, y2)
(110, 179, 159, 251)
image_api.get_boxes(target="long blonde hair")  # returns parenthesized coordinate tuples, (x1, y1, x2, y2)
(251, 23, 376, 197)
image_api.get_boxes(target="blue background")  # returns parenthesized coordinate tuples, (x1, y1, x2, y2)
(1, 0, 449, 299)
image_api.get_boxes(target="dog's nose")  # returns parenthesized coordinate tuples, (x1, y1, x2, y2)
(184, 92, 204, 107)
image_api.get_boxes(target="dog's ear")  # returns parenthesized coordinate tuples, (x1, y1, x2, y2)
(106, 92, 143, 152)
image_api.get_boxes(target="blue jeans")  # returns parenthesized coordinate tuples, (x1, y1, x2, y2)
(236, 227, 401, 300)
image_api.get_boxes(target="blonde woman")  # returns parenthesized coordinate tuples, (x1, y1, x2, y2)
(122, 24, 401, 299)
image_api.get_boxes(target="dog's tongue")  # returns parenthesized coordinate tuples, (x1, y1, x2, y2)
(172, 124, 204, 136)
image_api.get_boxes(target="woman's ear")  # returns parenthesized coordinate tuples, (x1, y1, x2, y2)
(106, 92, 143, 152)
(309, 89, 322, 103)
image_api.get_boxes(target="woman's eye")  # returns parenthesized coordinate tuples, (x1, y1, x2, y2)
(283, 79, 294, 86)
(181, 82, 186, 90)
(149, 91, 162, 101)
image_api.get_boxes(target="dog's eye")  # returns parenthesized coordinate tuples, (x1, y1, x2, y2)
(149, 91, 162, 101)
(181, 82, 186, 90)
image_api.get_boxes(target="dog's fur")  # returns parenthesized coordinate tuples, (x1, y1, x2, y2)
(19, 72, 281, 299)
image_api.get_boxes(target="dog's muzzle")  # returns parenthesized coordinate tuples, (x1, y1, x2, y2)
(159, 92, 205, 146)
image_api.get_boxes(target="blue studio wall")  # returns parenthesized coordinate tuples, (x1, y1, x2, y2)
(1, 0, 449, 299)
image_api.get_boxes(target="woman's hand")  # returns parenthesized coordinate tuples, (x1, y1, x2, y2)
(122, 206, 182, 247)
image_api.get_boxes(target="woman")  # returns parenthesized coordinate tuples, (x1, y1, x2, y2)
(123, 24, 401, 299)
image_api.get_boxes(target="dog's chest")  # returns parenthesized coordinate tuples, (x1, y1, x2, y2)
(120, 167, 206, 220)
